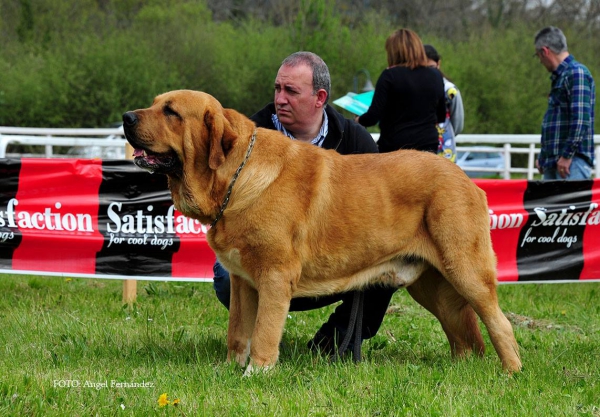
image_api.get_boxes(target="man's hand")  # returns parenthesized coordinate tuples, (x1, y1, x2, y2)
(556, 156, 572, 178)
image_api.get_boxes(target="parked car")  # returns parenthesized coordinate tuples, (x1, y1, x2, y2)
(456, 148, 505, 178)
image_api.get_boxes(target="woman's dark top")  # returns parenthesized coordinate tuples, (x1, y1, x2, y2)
(358, 65, 446, 153)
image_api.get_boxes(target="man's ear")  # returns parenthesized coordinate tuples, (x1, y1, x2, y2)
(205, 109, 236, 170)
(315, 89, 328, 108)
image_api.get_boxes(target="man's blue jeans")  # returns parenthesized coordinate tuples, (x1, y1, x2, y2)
(543, 155, 593, 180)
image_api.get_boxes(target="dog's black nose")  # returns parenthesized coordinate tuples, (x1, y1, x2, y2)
(122, 111, 138, 127)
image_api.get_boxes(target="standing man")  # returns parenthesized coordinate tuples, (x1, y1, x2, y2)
(534, 26, 596, 180)
(212, 51, 397, 357)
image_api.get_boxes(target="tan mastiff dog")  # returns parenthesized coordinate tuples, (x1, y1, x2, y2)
(122, 90, 521, 375)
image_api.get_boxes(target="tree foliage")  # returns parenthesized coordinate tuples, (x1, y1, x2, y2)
(0, 0, 599, 134)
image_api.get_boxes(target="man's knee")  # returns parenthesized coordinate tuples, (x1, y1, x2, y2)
(213, 262, 231, 309)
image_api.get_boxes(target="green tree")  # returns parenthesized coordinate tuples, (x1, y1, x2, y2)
(0, 0, 598, 133)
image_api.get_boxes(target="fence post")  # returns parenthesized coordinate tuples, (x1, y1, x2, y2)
(503, 143, 511, 180)
(528, 144, 536, 180)
(123, 142, 137, 305)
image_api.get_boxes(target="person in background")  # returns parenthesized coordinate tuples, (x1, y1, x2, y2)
(355, 28, 446, 154)
(534, 26, 595, 180)
(424, 44, 464, 162)
(213, 51, 398, 358)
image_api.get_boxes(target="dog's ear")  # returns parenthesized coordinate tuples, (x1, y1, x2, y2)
(205, 109, 237, 170)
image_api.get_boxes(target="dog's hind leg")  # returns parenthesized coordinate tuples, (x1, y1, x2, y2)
(446, 267, 522, 373)
(227, 274, 258, 367)
(406, 267, 485, 358)
(424, 192, 521, 372)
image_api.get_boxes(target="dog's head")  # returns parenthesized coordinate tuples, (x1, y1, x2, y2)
(122, 90, 256, 223)
(122, 90, 241, 176)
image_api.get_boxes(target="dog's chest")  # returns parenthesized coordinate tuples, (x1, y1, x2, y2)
(215, 247, 254, 283)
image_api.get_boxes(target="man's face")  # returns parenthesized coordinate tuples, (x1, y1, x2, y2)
(426, 59, 440, 69)
(534, 46, 554, 72)
(273, 63, 321, 132)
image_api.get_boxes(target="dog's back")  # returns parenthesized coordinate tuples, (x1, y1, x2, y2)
(220, 132, 494, 295)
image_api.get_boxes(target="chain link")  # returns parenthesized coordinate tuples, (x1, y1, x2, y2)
(210, 129, 257, 228)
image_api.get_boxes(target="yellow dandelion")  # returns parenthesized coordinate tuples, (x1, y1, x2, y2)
(172, 398, 180, 406)
(158, 393, 170, 407)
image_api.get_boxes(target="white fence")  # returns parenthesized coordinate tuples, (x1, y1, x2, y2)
(0, 126, 127, 160)
(1, 126, 598, 179)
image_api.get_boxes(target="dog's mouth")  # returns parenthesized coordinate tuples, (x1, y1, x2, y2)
(131, 147, 182, 175)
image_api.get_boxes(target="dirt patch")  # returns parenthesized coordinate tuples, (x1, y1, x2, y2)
(505, 312, 582, 332)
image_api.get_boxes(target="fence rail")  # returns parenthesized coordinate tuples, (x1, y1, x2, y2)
(0, 126, 127, 159)
(1, 126, 598, 179)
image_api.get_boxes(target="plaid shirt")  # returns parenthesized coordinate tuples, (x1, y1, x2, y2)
(539, 55, 596, 170)
(271, 110, 328, 147)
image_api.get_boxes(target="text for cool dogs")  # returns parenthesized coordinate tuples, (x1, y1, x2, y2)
(0, 199, 208, 250)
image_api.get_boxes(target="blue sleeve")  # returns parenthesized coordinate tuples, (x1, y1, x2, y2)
(563, 67, 594, 158)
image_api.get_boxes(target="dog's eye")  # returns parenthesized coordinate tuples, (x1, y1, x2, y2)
(163, 105, 180, 118)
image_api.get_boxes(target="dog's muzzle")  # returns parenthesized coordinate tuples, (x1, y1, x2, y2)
(121, 111, 182, 175)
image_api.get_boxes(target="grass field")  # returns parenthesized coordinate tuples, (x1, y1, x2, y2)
(0, 274, 598, 416)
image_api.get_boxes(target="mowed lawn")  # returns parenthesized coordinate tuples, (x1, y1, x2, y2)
(0, 274, 598, 416)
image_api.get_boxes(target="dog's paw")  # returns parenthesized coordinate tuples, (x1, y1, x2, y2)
(227, 340, 251, 367)
(242, 363, 272, 377)
(227, 351, 249, 368)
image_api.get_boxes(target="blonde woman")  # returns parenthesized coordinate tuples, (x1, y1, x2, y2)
(356, 28, 446, 153)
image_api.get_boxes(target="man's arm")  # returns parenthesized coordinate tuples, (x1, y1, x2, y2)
(347, 120, 379, 154)
(563, 67, 594, 159)
(449, 89, 464, 135)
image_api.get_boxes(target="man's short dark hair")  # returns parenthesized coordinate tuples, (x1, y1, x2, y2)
(281, 52, 331, 104)
(424, 44, 441, 63)
(534, 26, 568, 54)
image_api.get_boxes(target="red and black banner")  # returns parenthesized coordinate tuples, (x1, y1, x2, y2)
(483, 179, 600, 282)
(0, 159, 214, 281)
(0, 159, 599, 283)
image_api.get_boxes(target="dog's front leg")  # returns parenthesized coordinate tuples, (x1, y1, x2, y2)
(227, 274, 258, 367)
(244, 279, 292, 376)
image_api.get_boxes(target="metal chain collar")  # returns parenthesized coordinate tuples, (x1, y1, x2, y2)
(210, 129, 257, 228)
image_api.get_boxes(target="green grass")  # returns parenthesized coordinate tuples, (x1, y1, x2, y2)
(0, 275, 598, 416)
